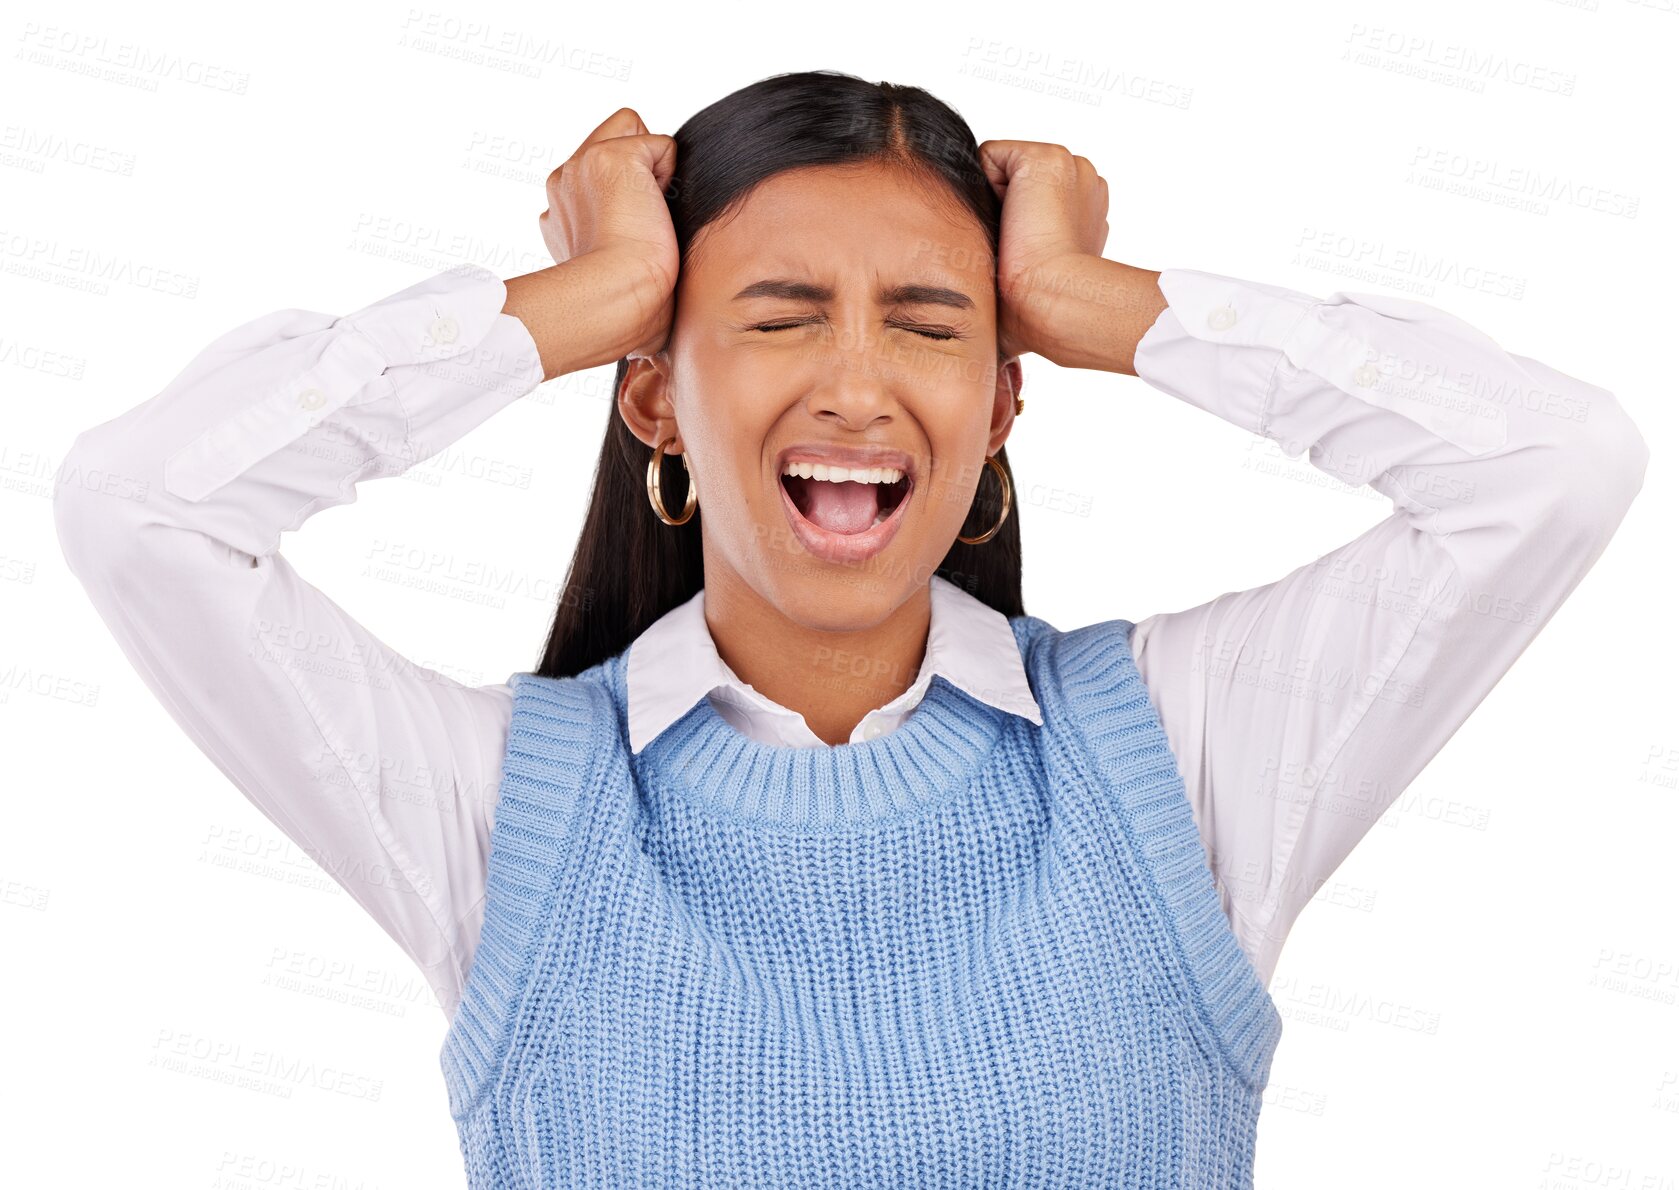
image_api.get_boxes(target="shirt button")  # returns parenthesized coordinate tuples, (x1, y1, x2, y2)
(864, 722, 883, 740)
(1206, 305, 1238, 331)
(296, 387, 326, 411)
(430, 315, 460, 345)
(1353, 362, 1379, 387)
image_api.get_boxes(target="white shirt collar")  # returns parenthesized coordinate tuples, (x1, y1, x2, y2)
(625, 574, 1044, 753)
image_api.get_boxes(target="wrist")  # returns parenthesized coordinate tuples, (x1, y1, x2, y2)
(503, 256, 653, 380)
(503, 265, 579, 380)
(1023, 256, 1166, 375)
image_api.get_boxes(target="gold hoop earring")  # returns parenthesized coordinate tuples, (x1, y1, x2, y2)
(646, 435, 697, 526)
(957, 453, 1012, 545)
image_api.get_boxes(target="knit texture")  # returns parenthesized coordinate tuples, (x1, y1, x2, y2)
(440, 612, 1283, 1187)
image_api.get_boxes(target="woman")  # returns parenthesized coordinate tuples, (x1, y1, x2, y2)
(55, 71, 1648, 1186)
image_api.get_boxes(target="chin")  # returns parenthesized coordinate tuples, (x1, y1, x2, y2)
(754, 549, 924, 633)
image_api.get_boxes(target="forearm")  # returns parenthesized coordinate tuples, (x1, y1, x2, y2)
(504, 254, 662, 380)
(1030, 257, 1168, 375)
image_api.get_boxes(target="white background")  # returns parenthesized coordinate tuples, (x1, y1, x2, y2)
(4, 0, 1675, 1186)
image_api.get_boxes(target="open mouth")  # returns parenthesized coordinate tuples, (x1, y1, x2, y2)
(780, 464, 912, 533)
(777, 459, 915, 564)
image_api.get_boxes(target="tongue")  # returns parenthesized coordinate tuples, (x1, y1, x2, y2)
(800, 480, 878, 534)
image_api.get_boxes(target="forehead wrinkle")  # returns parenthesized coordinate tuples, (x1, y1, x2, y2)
(732, 273, 978, 311)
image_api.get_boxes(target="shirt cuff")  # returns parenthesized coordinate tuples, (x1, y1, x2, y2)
(163, 265, 518, 504)
(1133, 268, 1316, 437)
(339, 263, 513, 367)
(1142, 267, 1510, 457)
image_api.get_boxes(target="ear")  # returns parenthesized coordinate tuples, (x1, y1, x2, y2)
(987, 355, 1024, 456)
(618, 353, 683, 455)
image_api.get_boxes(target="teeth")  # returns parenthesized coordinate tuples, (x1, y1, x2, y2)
(782, 461, 906, 484)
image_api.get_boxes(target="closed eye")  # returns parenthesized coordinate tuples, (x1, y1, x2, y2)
(751, 319, 961, 341)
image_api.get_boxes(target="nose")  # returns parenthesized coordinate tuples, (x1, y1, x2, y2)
(801, 328, 898, 431)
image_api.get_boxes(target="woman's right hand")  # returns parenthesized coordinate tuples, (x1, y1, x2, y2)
(538, 108, 679, 363)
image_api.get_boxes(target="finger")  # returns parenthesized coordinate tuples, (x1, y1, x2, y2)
(596, 132, 678, 197)
(642, 133, 678, 191)
(977, 140, 1027, 202)
(579, 107, 647, 152)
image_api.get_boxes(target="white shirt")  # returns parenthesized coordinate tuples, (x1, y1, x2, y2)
(626, 574, 1044, 752)
(52, 262, 1649, 1024)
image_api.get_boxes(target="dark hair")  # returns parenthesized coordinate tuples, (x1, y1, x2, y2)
(537, 70, 1023, 680)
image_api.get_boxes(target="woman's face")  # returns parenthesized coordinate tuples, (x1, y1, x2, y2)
(622, 159, 1021, 632)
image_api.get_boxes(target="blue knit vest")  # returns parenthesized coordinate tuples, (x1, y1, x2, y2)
(440, 613, 1283, 1187)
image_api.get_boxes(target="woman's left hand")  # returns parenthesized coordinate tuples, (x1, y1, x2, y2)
(978, 140, 1111, 363)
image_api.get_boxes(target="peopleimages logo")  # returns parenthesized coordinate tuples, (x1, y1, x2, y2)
(15, 23, 252, 94)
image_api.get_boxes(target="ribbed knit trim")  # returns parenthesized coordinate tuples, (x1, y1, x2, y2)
(622, 647, 1011, 829)
(1042, 616, 1284, 1093)
(439, 667, 611, 1123)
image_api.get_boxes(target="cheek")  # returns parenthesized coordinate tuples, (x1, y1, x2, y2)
(916, 376, 994, 453)
(676, 383, 778, 509)
(915, 385, 1000, 521)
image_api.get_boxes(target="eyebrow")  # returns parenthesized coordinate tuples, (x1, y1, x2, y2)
(732, 278, 976, 311)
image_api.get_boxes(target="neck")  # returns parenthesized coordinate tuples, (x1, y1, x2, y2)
(700, 556, 931, 746)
